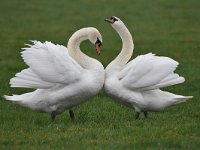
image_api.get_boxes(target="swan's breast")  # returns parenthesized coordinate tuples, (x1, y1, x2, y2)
(104, 76, 147, 108)
(104, 77, 130, 106)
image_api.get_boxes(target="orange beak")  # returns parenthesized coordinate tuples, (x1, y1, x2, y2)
(95, 43, 101, 55)
(104, 18, 114, 24)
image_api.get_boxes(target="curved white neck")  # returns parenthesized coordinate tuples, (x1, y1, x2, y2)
(67, 28, 97, 69)
(111, 23, 134, 67)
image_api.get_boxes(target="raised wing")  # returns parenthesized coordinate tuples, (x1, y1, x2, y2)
(118, 53, 185, 91)
(10, 41, 83, 89)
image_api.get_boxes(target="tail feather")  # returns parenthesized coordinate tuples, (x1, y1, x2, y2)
(4, 93, 39, 111)
(4, 95, 25, 107)
(4, 90, 36, 102)
(4, 95, 19, 101)
(173, 96, 193, 105)
(4, 93, 32, 102)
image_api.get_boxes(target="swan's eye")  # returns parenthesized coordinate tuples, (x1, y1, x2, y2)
(96, 37, 102, 46)
(110, 16, 118, 22)
(113, 17, 118, 22)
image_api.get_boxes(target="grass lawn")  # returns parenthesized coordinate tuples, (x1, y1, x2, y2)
(0, 0, 200, 149)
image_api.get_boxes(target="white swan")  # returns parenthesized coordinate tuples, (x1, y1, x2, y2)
(104, 16, 193, 119)
(4, 27, 104, 122)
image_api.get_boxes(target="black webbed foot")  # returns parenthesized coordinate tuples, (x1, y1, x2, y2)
(51, 111, 56, 121)
(144, 111, 148, 118)
(135, 112, 141, 120)
(69, 110, 74, 123)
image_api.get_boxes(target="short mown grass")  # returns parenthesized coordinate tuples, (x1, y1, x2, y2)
(0, 0, 200, 149)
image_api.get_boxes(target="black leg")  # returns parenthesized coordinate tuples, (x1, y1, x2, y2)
(144, 111, 148, 118)
(135, 112, 140, 120)
(51, 111, 56, 121)
(69, 110, 74, 122)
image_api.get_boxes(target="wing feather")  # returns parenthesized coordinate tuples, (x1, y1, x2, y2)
(119, 53, 185, 91)
(10, 41, 83, 89)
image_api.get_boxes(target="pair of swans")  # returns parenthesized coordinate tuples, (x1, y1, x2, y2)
(4, 16, 192, 121)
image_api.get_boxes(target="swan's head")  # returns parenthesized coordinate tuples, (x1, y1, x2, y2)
(88, 28, 102, 55)
(104, 16, 124, 29)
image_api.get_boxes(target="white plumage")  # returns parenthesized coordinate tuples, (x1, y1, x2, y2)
(4, 27, 104, 121)
(104, 16, 192, 119)
(118, 53, 185, 91)
(10, 41, 81, 89)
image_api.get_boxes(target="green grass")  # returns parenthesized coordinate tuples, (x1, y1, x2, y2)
(0, 0, 200, 149)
